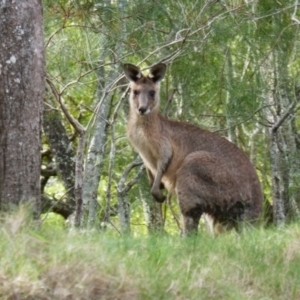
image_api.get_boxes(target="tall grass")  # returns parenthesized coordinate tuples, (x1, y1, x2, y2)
(1, 209, 300, 300)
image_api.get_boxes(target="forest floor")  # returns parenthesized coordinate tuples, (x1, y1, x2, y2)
(1, 208, 300, 300)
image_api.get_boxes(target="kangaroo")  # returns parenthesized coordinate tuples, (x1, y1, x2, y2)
(124, 63, 263, 235)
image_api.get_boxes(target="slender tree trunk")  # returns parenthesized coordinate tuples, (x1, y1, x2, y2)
(0, 1, 44, 217)
(117, 192, 131, 234)
(263, 47, 300, 225)
(269, 131, 286, 225)
(82, 27, 127, 227)
(81, 80, 111, 228)
(224, 47, 238, 144)
(139, 188, 165, 233)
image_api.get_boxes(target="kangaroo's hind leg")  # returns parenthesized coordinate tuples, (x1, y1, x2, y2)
(176, 181, 203, 235)
(176, 151, 237, 236)
(175, 163, 206, 235)
(176, 179, 204, 235)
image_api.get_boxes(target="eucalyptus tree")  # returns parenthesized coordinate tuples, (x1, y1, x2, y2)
(0, 1, 44, 216)
(255, 1, 300, 224)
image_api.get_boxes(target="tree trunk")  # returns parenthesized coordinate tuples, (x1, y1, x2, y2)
(263, 47, 300, 225)
(139, 188, 165, 234)
(117, 191, 131, 234)
(116, 157, 144, 234)
(43, 101, 76, 211)
(224, 47, 238, 145)
(81, 80, 111, 228)
(0, 1, 44, 217)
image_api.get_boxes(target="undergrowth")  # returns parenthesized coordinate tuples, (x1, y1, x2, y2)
(1, 209, 300, 300)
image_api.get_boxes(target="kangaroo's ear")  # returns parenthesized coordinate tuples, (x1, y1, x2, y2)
(149, 63, 167, 83)
(123, 64, 142, 82)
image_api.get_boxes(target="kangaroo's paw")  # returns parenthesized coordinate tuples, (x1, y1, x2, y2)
(151, 188, 166, 203)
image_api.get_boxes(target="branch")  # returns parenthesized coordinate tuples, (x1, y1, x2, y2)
(214, 104, 272, 133)
(46, 76, 86, 227)
(162, 89, 177, 116)
(41, 195, 74, 219)
(45, 27, 64, 49)
(59, 60, 122, 95)
(46, 77, 85, 135)
(117, 157, 144, 195)
(271, 100, 297, 134)
(41, 166, 57, 177)
(167, 193, 182, 232)
(249, 23, 295, 79)
(123, 165, 145, 194)
(292, 0, 300, 24)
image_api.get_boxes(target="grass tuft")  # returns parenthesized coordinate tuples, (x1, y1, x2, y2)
(1, 209, 300, 299)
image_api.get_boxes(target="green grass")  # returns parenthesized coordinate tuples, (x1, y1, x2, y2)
(1, 209, 300, 300)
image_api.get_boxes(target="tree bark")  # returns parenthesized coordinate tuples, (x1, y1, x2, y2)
(0, 1, 44, 217)
(224, 47, 238, 145)
(116, 157, 144, 234)
(264, 48, 300, 225)
(43, 103, 76, 211)
(82, 87, 111, 227)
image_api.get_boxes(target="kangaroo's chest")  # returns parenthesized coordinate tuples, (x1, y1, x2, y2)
(128, 125, 159, 171)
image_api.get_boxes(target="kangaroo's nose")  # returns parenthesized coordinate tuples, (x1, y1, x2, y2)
(138, 107, 147, 115)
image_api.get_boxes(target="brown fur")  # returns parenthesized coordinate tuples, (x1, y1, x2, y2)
(124, 63, 263, 235)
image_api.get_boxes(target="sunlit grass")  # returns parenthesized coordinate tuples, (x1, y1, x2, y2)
(1, 208, 300, 299)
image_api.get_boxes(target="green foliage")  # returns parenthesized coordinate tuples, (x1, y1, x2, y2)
(42, 0, 300, 230)
(41, 212, 66, 229)
(1, 209, 300, 299)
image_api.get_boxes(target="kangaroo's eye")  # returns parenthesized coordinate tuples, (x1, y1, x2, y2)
(149, 91, 155, 97)
(133, 90, 139, 96)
